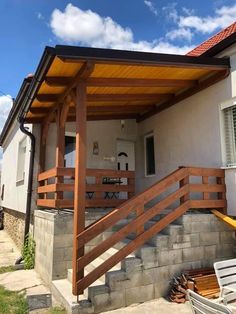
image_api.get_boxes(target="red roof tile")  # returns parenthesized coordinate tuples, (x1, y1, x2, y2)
(187, 22, 236, 56)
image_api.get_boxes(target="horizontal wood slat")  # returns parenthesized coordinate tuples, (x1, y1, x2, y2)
(190, 200, 227, 208)
(189, 184, 226, 193)
(86, 168, 135, 178)
(187, 167, 225, 178)
(86, 184, 134, 192)
(37, 199, 56, 207)
(38, 168, 57, 181)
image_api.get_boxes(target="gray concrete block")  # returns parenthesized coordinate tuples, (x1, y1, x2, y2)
(154, 281, 170, 298)
(183, 247, 204, 262)
(220, 231, 236, 244)
(154, 266, 170, 282)
(125, 284, 154, 306)
(204, 245, 216, 260)
(105, 270, 129, 291)
(199, 232, 220, 245)
(216, 243, 235, 258)
(157, 249, 182, 266)
(191, 222, 211, 233)
(121, 257, 143, 273)
(92, 290, 125, 313)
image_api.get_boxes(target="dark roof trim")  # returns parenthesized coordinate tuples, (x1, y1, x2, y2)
(0, 45, 231, 146)
(55, 45, 230, 68)
(202, 32, 236, 57)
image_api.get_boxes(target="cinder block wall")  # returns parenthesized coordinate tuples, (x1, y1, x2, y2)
(34, 209, 108, 286)
(34, 210, 73, 285)
(34, 209, 235, 295)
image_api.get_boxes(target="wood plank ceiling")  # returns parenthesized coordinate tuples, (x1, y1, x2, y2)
(25, 55, 229, 123)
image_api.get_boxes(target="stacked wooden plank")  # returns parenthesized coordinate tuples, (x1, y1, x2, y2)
(169, 268, 220, 303)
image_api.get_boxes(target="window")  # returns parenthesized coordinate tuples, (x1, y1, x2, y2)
(223, 105, 236, 166)
(65, 135, 76, 167)
(16, 137, 27, 182)
(144, 133, 156, 176)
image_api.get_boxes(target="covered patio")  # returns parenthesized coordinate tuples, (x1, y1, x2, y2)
(20, 46, 230, 295)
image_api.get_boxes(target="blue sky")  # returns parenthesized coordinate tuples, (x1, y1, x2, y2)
(0, 0, 235, 132)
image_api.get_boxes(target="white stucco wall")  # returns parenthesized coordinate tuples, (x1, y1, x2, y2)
(1, 121, 32, 213)
(45, 119, 137, 170)
(136, 44, 236, 215)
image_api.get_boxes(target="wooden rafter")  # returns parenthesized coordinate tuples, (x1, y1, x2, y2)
(36, 93, 173, 103)
(44, 76, 197, 88)
(138, 69, 230, 121)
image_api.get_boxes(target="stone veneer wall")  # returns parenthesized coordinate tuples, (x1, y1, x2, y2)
(3, 207, 25, 249)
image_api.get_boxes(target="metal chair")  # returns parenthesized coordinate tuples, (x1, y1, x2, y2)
(187, 289, 233, 314)
(214, 259, 236, 308)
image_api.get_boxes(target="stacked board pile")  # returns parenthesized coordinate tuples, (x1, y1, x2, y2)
(169, 268, 220, 303)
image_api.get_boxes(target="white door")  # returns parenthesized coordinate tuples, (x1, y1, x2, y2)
(117, 140, 135, 199)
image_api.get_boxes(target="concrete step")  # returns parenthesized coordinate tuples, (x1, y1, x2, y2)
(51, 278, 93, 314)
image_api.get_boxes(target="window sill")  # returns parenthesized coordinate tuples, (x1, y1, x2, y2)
(16, 179, 24, 186)
(221, 166, 236, 170)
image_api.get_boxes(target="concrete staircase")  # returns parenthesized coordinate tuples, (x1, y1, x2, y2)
(51, 211, 188, 314)
(51, 211, 236, 314)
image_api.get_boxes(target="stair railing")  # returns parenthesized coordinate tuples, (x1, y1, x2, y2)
(73, 166, 226, 295)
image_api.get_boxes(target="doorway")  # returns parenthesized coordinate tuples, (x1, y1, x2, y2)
(116, 140, 135, 199)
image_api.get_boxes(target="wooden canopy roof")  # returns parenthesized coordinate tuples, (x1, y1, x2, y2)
(19, 46, 230, 123)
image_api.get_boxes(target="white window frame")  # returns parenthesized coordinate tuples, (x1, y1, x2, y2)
(16, 136, 27, 183)
(221, 98, 236, 167)
(144, 132, 156, 177)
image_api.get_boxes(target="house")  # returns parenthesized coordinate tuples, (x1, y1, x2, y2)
(0, 22, 236, 313)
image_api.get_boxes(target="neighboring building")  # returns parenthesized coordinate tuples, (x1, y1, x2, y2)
(0, 22, 236, 313)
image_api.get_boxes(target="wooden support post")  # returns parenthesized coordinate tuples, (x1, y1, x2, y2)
(217, 176, 227, 214)
(72, 81, 87, 296)
(179, 168, 189, 204)
(202, 176, 209, 200)
(55, 106, 65, 200)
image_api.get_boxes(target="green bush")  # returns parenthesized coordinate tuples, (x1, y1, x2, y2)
(22, 233, 35, 269)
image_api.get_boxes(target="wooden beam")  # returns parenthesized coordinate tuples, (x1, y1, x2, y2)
(87, 113, 139, 121)
(45, 77, 71, 87)
(87, 77, 197, 88)
(87, 93, 173, 102)
(138, 69, 230, 122)
(72, 81, 87, 296)
(37, 92, 173, 103)
(36, 94, 58, 103)
(30, 104, 153, 115)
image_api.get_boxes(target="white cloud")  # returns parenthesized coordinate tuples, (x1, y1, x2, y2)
(165, 3, 236, 35)
(50, 3, 193, 55)
(144, 1, 158, 16)
(166, 28, 193, 41)
(0, 95, 13, 132)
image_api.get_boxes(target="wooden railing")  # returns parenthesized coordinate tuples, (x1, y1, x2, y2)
(37, 167, 135, 209)
(73, 166, 226, 295)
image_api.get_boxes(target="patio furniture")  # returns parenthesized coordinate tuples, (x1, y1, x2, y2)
(102, 177, 123, 199)
(214, 259, 236, 308)
(187, 289, 233, 314)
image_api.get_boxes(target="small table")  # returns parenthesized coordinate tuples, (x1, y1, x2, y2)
(102, 177, 123, 199)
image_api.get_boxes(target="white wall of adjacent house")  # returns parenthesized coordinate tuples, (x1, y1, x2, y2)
(1, 121, 32, 214)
